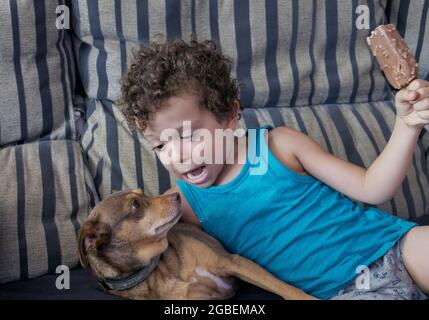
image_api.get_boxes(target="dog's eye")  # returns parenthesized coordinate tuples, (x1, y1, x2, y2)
(131, 199, 140, 210)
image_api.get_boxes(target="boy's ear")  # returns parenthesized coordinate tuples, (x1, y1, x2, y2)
(226, 99, 242, 129)
(233, 99, 241, 114)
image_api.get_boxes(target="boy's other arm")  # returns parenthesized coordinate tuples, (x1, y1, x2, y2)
(163, 186, 202, 227)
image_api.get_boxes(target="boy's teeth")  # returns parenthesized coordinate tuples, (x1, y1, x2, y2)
(187, 166, 203, 178)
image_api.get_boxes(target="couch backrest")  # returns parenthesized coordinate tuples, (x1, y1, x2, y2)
(387, 0, 429, 80)
(72, 0, 390, 108)
(0, 0, 77, 147)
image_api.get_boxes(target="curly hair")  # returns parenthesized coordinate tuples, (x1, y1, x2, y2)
(117, 39, 240, 132)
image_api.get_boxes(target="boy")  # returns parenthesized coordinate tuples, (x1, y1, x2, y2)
(118, 39, 429, 299)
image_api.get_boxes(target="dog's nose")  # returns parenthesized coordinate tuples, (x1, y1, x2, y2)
(173, 192, 181, 203)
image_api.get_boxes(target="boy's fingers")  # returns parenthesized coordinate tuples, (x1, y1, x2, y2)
(412, 98, 429, 111)
(416, 110, 429, 121)
(396, 89, 419, 103)
(414, 87, 429, 101)
(407, 79, 429, 91)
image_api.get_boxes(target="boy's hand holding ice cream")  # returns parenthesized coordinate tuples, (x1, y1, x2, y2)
(367, 24, 429, 128)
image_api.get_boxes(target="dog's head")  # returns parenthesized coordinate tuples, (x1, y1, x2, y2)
(77, 189, 181, 279)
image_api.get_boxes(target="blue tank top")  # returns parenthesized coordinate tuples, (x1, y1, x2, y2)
(176, 125, 416, 299)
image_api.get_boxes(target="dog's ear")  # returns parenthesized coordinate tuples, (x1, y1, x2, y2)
(77, 220, 111, 267)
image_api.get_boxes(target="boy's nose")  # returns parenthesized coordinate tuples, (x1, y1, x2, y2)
(170, 141, 192, 165)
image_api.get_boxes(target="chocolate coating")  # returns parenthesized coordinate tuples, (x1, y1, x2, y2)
(367, 24, 419, 89)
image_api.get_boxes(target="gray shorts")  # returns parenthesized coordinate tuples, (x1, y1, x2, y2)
(331, 238, 428, 300)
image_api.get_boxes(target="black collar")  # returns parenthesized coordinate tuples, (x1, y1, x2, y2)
(98, 255, 160, 291)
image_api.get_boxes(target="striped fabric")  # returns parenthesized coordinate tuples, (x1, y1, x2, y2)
(0, 140, 97, 283)
(387, 0, 429, 80)
(0, 0, 98, 283)
(424, 129, 429, 173)
(74, 0, 429, 222)
(0, 0, 77, 147)
(71, 0, 390, 108)
(80, 98, 172, 197)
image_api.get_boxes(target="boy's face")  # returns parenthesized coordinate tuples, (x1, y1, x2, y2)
(143, 92, 238, 188)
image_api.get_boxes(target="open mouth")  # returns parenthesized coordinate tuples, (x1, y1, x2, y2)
(183, 165, 208, 185)
(155, 210, 182, 234)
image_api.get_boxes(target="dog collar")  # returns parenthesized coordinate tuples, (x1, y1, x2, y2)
(98, 255, 161, 291)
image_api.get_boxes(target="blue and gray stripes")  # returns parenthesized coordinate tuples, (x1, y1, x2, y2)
(0, 140, 96, 283)
(1, 0, 77, 146)
(0, 0, 96, 283)
(72, 0, 397, 106)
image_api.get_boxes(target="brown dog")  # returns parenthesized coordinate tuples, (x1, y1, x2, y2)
(78, 189, 316, 300)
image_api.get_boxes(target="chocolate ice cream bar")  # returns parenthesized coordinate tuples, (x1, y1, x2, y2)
(367, 24, 419, 89)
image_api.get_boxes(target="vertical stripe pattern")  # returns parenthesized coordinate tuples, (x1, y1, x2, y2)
(1, 141, 96, 283)
(0, 0, 92, 283)
(15, 145, 28, 280)
(72, 0, 390, 106)
(388, 0, 429, 80)
(0, 0, 76, 146)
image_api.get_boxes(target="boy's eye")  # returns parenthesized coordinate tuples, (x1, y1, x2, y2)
(152, 144, 166, 151)
(152, 130, 200, 152)
(180, 130, 199, 141)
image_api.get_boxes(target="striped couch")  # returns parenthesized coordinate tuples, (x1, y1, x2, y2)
(0, 0, 428, 299)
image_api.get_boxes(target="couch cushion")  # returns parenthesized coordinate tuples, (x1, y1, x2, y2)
(0, 267, 124, 300)
(387, 0, 429, 80)
(422, 127, 429, 183)
(71, 0, 389, 108)
(0, 0, 77, 147)
(80, 98, 171, 198)
(0, 140, 98, 283)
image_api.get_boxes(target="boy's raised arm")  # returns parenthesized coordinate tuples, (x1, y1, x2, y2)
(287, 79, 429, 206)
(362, 79, 429, 204)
